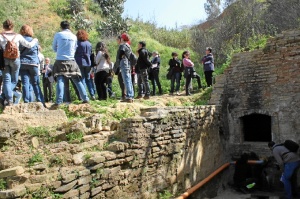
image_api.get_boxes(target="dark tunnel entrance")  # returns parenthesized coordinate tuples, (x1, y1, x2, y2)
(241, 114, 272, 142)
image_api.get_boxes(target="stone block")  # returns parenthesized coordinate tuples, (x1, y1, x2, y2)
(78, 184, 90, 194)
(54, 180, 77, 193)
(0, 185, 26, 199)
(62, 173, 77, 184)
(77, 176, 92, 186)
(6, 175, 28, 189)
(106, 141, 129, 152)
(63, 189, 79, 199)
(79, 192, 90, 199)
(0, 166, 24, 178)
(31, 137, 39, 148)
(91, 186, 102, 196)
(73, 152, 85, 165)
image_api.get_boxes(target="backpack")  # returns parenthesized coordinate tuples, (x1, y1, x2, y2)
(284, 140, 299, 152)
(1, 33, 19, 59)
(125, 44, 137, 67)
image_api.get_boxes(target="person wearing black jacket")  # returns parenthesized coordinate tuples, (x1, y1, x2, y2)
(202, 47, 214, 87)
(150, 51, 163, 96)
(168, 52, 182, 95)
(136, 41, 151, 99)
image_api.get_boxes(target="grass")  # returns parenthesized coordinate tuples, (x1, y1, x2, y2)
(112, 108, 136, 121)
(159, 190, 173, 199)
(28, 152, 43, 166)
(0, 179, 7, 191)
(66, 131, 84, 143)
(27, 127, 55, 143)
(143, 100, 157, 106)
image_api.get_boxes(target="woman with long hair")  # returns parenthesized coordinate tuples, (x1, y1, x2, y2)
(19, 24, 45, 106)
(94, 42, 111, 100)
(0, 20, 38, 106)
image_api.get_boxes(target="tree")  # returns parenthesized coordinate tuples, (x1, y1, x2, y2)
(95, 0, 130, 37)
(204, 0, 221, 19)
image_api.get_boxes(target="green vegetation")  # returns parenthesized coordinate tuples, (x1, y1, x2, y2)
(27, 126, 55, 143)
(66, 131, 84, 142)
(28, 152, 44, 166)
(0, 179, 7, 191)
(159, 190, 173, 199)
(112, 108, 136, 121)
(28, 187, 63, 199)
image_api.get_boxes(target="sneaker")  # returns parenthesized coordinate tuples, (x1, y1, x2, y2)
(144, 95, 150, 99)
(110, 92, 116, 98)
(82, 100, 89, 104)
(91, 96, 96, 101)
(169, 93, 174, 96)
(135, 95, 143, 99)
(176, 91, 180, 95)
(121, 99, 133, 103)
(50, 103, 61, 110)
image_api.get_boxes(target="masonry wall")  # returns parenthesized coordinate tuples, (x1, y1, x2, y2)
(0, 106, 225, 199)
(219, 30, 300, 156)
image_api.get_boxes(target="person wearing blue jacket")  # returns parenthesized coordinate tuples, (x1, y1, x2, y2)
(202, 47, 214, 87)
(19, 25, 45, 106)
(75, 30, 95, 100)
(52, 21, 89, 106)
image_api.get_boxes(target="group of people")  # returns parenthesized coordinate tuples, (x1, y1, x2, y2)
(0, 19, 215, 106)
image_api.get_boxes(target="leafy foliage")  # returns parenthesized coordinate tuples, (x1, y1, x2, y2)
(28, 152, 44, 166)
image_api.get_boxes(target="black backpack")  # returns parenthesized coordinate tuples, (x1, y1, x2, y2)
(283, 140, 299, 153)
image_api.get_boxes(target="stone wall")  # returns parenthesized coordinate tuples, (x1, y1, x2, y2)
(217, 30, 300, 157)
(0, 106, 225, 199)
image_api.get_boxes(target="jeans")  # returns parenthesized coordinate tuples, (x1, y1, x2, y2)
(138, 69, 150, 96)
(19, 64, 44, 103)
(120, 58, 134, 99)
(282, 160, 300, 199)
(170, 72, 181, 93)
(94, 70, 109, 100)
(56, 75, 89, 105)
(2, 58, 20, 102)
(64, 77, 81, 102)
(79, 66, 95, 97)
(150, 69, 162, 95)
(13, 91, 22, 104)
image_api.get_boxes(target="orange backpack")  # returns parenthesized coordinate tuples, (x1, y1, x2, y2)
(1, 33, 19, 59)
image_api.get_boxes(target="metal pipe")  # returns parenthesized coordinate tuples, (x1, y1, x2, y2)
(176, 160, 264, 199)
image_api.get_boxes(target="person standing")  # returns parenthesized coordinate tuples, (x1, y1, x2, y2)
(182, 51, 194, 96)
(202, 47, 214, 87)
(115, 33, 134, 103)
(268, 141, 300, 199)
(0, 19, 38, 106)
(19, 25, 45, 106)
(52, 21, 89, 106)
(41, 58, 54, 102)
(75, 30, 95, 100)
(94, 42, 110, 100)
(136, 41, 151, 99)
(150, 51, 163, 96)
(168, 52, 182, 95)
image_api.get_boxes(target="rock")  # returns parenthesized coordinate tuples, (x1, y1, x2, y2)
(62, 173, 77, 184)
(78, 184, 90, 194)
(79, 192, 90, 199)
(77, 176, 92, 186)
(101, 126, 110, 131)
(54, 180, 78, 193)
(72, 152, 85, 165)
(0, 166, 24, 178)
(6, 175, 28, 189)
(50, 131, 67, 142)
(91, 186, 102, 197)
(24, 183, 42, 192)
(31, 137, 39, 148)
(63, 189, 79, 199)
(106, 141, 129, 152)
(86, 155, 105, 166)
(32, 164, 47, 171)
(0, 185, 26, 199)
